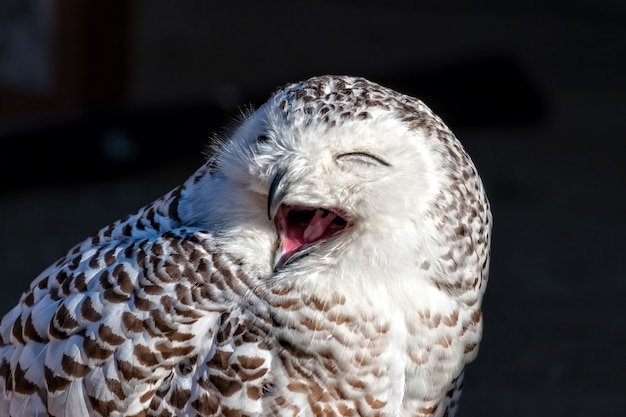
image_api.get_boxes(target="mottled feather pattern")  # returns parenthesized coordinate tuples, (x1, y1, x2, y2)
(0, 223, 270, 416)
(0, 75, 491, 416)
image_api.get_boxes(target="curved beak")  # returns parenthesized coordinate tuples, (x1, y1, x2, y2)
(268, 169, 293, 270)
(267, 169, 349, 271)
(268, 169, 288, 220)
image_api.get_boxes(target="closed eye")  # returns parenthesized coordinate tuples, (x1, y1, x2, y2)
(335, 151, 391, 167)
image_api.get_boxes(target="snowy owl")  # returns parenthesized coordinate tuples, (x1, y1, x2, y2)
(0, 75, 491, 417)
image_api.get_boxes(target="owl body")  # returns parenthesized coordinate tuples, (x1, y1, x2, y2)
(0, 75, 491, 416)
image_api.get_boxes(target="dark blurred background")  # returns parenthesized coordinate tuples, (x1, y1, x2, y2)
(1, 1, 625, 416)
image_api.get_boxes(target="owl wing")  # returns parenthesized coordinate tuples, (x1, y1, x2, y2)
(0, 224, 273, 417)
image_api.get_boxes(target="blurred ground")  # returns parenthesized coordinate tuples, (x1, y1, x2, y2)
(1, 2, 625, 416)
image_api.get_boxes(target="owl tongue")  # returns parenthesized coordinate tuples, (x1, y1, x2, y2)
(280, 209, 337, 255)
(275, 206, 347, 268)
(302, 209, 337, 243)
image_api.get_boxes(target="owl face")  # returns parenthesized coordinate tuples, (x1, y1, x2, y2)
(211, 78, 448, 281)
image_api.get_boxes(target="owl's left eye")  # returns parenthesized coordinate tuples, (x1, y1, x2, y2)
(336, 151, 390, 167)
(257, 135, 270, 143)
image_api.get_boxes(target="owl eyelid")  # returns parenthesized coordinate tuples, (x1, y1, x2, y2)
(335, 152, 391, 167)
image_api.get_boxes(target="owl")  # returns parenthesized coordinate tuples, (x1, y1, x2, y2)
(0, 75, 491, 417)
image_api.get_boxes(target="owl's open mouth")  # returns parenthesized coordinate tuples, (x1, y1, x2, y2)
(273, 204, 348, 269)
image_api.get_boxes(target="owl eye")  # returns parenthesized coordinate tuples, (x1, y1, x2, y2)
(336, 152, 390, 167)
(257, 135, 270, 143)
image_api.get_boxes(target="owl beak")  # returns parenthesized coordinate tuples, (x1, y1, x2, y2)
(268, 170, 291, 270)
(268, 170, 350, 271)
(268, 170, 288, 221)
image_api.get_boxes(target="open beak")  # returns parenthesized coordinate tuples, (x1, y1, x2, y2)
(267, 170, 349, 271)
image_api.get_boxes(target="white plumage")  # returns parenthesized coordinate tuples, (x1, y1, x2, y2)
(0, 75, 491, 416)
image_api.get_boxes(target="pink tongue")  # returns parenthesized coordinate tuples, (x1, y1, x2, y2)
(278, 208, 338, 262)
(302, 209, 336, 243)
